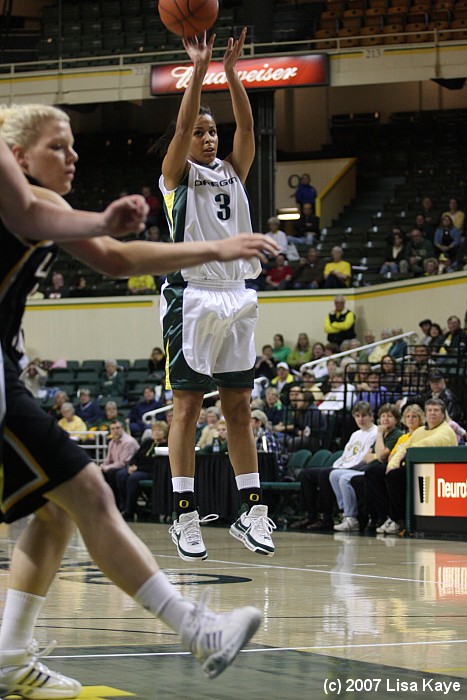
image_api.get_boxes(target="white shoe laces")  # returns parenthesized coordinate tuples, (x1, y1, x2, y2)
(27, 638, 57, 660)
(249, 511, 276, 540)
(170, 513, 218, 545)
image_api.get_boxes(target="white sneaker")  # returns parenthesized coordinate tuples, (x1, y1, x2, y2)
(181, 590, 261, 679)
(333, 516, 360, 531)
(384, 518, 402, 534)
(376, 517, 392, 534)
(0, 640, 81, 699)
(230, 505, 276, 557)
(169, 510, 218, 562)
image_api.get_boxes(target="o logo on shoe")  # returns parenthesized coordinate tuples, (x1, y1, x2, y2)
(179, 499, 190, 509)
(249, 493, 260, 502)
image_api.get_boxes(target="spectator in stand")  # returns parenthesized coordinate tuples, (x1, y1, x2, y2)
(199, 419, 228, 455)
(420, 195, 440, 240)
(284, 390, 318, 452)
(128, 386, 164, 437)
(288, 203, 320, 246)
(318, 368, 355, 413)
(324, 294, 356, 348)
(19, 360, 47, 398)
(357, 370, 389, 413)
(101, 419, 139, 501)
(412, 369, 465, 426)
(291, 247, 324, 289)
(294, 173, 317, 213)
(402, 344, 434, 396)
(196, 406, 220, 450)
(58, 402, 88, 442)
(145, 225, 167, 243)
(48, 390, 70, 421)
(75, 388, 103, 425)
(358, 329, 376, 362)
(423, 257, 440, 277)
(272, 333, 291, 364)
(87, 400, 123, 434)
(195, 407, 208, 443)
(427, 322, 444, 355)
(117, 420, 169, 521)
(354, 363, 371, 391)
(264, 216, 288, 256)
(254, 344, 277, 381)
(250, 409, 281, 460)
(301, 368, 324, 403)
(388, 327, 408, 359)
(442, 197, 464, 234)
(45, 271, 68, 299)
(287, 332, 313, 371)
(323, 246, 352, 288)
(368, 329, 393, 364)
(437, 315, 467, 358)
(379, 228, 407, 277)
(97, 359, 126, 398)
(399, 228, 435, 277)
(127, 274, 157, 295)
(379, 355, 402, 395)
(307, 341, 328, 381)
(270, 362, 295, 399)
(265, 253, 292, 291)
(263, 386, 285, 432)
(433, 214, 462, 261)
(375, 399, 457, 534)
(68, 274, 90, 298)
(340, 338, 363, 379)
(141, 184, 161, 228)
(418, 318, 432, 346)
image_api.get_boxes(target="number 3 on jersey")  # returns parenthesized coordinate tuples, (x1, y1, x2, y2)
(215, 193, 231, 221)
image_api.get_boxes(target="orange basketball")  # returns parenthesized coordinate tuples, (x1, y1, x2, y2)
(158, 0, 219, 37)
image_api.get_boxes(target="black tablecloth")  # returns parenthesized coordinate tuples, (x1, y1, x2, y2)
(149, 452, 279, 522)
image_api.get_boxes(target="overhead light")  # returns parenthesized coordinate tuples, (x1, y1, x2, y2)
(277, 207, 300, 221)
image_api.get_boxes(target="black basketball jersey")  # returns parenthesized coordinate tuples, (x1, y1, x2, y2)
(0, 218, 57, 360)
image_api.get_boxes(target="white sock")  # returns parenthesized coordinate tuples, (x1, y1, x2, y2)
(172, 477, 195, 493)
(134, 571, 194, 635)
(235, 472, 260, 490)
(0, 589, 45, 652)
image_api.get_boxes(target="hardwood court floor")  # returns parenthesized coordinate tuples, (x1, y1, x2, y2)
(0, 520, 466, 700)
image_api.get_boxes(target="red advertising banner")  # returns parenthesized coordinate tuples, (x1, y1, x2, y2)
(434, 463, 467, 517)
(151, 54, 328, 96)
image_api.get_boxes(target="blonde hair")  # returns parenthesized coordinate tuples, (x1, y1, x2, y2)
(152, 420, 169, 438)
(0, 103, 69, 150)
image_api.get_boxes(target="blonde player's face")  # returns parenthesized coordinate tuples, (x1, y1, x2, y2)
(18, 119, 78, 195)
(189, 114, 218, 165)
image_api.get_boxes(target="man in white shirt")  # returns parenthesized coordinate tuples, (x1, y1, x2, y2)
(329, 401, 378, 531)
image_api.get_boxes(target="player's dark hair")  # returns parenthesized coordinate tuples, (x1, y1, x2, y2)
(149, 105, 214, 160)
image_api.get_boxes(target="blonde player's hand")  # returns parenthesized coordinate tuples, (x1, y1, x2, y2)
(214, 233, 281, 263)
(101, 195, 149, 237)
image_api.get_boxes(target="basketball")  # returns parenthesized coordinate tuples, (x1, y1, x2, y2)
(158, 0, 219, 37)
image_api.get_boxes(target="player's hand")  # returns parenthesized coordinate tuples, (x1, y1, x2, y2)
(101, 195, 149, 237)
(224, 27, 247, 71)
(214, 233, 281, 263)
(183, 31, 215, 69)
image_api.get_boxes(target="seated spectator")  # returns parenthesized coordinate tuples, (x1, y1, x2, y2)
(330, 402, 378, 531)
(368, 329, 393, 364)
(265, 253, 293, 291)
(141, 184, 161, 228)
(433, 214, 461, 261)
(323, 246, 352, 288)
(87, 400, 122, 433)
(358, 329, 376, 362)
(287, 332, 313, 371)
(97, 359, 126, 398)
(145, 225, 167, 243)
(403, 344, 434, 395)
(437, 253, 452, 274)
(354, 363, 371, 390)
(291, 247, 324, 289)
(69, 275, 90, 298)
(340, 338, 362, 379)
(75, 388, 104, 425)
(423, 257, 440, 276)
(148, 346, 166, 379)
(264, 216, 288, 255)
(199, 419, 228, 454)
(116, 420, 169, 520)
(58, 402, 88, 441)
(399, 228, 435, 277)
(255, 344, 277, 381)
(442, 197, 464, 234)
(379, 229, 407, 277)
(46, 271, 68, 299)
(128, 386, 164, 437)
(418, 318, 432, 345)
(427, 322, 444, 354)
(420, 195, 440, 240)
(437, 314, 467, 358)
(350, 403, 403, 529)
(301, 368, 324, 403)
(374, 399, 457, 534)
(127, 274, 157, 295)
(195, 407, 208, 443)
(292, 401, 376, 531)
(307, 342, 328, 380)
(250, 409, 282, 460)
(324, 294, 356, 348)
(288, 203, 320, 246)
(320, 357, 339, 393)
(379, 355, 402, 394)
(271, 362, 295, 400)
(413, 369, 465, 426)
(196, 406, 221, 450)
(48, 390, 70, 421)
(284, 390, 318, 452)
(363, 403, 425, 533)
(101, 419, 139, 501)
(355, 370, 389, 414)
(318, 368, 355, 413)
(263, 387, 285, 432)
(388, 328, 407, 360)
(19, 360, 47, 398)
(272, 333, 291, 363)
(294, 173, 317, 213)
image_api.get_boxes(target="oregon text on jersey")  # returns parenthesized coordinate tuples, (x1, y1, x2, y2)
(194, 177, 238, 187)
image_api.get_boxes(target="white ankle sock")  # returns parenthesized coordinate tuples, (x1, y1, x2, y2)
(172, 477, 195, 493)
(134, 571, 194, 635)
(235, 472, 260, 490)
(0, 589, 45, 652)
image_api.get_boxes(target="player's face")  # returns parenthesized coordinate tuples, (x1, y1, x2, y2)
(19, 119, 78, 195)
(189, 114, 218, 165)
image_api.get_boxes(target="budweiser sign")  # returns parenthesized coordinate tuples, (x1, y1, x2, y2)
(150, 55, 328, 95)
